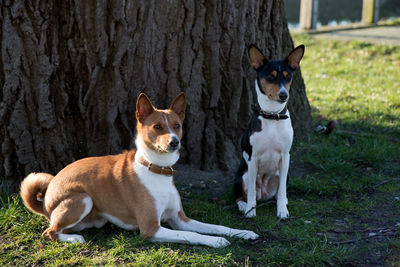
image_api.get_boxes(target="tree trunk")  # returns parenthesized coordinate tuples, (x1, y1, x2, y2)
(0, 0, 312, 187)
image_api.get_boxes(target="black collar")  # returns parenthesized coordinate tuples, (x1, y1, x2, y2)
(258, 105, 289, 120)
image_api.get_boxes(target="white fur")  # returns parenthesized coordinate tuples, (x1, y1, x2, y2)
(135, 135, 179, 167)
(70, 217, 107, 232)
(23, 173, 48, 201)
(163, 114, 180, 149)
(54, 196, 93, 243)
(237, 200, 247, 212)
(57, 233, 85, 243)
(133, 159, 181, 221)
(100, 213, 136, 230)
(152, 227, 230, 248)
(169, 218, 258, 240)
(64, 196, 93, 230)
(240, 81, 293, 219)
(134, 136, 258, 247)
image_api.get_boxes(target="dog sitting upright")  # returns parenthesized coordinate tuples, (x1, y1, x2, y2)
(234, 44, 305, 218)
(20, 92, 258, 247)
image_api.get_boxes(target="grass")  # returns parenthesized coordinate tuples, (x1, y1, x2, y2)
(1, 34, 400, 266)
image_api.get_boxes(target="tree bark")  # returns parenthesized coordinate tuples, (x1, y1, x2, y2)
(0, 0, 312, 186)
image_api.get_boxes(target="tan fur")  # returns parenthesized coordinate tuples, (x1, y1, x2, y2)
(249, 46, 265, 69)
(20, 150, 161, 241)
(260, 78, 280, 100)
(136, 94, 184, 154)
(178, 206, 190, 223)
(20, 173, 54, 218)
(20, 92, 259, 246)
(258, 175, 279, 200)
(286, 80, 292, 90)
(137, 110, 183, 153)
(20, 94, 188, 242)
(287, 46, 305, 69)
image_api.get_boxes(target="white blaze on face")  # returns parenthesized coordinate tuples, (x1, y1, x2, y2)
(163, 114, 180, 149)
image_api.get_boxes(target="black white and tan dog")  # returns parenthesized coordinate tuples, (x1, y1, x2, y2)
(20, 93, 258, 247)
(234, 44, 305, 218)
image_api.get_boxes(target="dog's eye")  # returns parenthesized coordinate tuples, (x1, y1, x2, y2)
(283, 71, 291, 81)
(154, 124, 162, 130)
(174, 123, 180, 129)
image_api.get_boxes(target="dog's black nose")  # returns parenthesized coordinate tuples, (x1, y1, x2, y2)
(169, 136, 180, 150)
(279, 91, 288, 101)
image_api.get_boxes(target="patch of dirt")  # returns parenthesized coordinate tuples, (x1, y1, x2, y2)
(173, 155, 314, 202)
(174, 164, 234, 202)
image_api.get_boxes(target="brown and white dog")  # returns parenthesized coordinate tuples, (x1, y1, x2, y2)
(20, 93, 258, 248)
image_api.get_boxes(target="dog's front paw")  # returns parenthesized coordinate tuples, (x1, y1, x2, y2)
(277, 205, 289, 219)
(236, 230, 259, 240)
(244, 201, 257, 217)
(210, 237, 230, 248)
(244, 207, 256, 218)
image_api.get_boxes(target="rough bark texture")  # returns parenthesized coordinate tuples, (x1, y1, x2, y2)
(0, 0, 312, 186)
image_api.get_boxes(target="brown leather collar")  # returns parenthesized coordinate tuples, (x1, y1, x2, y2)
(136, 157, 177, 176)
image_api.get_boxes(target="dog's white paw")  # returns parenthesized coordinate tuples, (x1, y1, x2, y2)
(236, 230, 259, 240)
(237, 201, 247, 212)
(277, 205, 289, 219)
(245, 208, 256, 218)
(244, 201, 257, 217)
(210, 237, 230, 248)
(58, 233, 86, 243)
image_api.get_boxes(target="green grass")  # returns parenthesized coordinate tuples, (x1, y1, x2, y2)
(1, 35, 400, 266)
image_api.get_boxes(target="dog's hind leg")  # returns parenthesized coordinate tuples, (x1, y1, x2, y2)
(68, 211, 107, 232)
(235, 172, 248, 212)
(234, 158, 249, 213)
(42, 193, 93, 243)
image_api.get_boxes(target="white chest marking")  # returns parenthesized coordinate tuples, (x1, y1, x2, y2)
(248, 116, 293, 175)
(134, 160, 181, 222)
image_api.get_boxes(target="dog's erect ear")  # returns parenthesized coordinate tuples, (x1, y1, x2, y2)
(136, 93, 155, 123)
(287, 44, 305, 69)
(248, 44, 266, 70)
(170, 92, 186, 121)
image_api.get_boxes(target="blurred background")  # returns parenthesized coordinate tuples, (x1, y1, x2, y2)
(284, 0, 400, 29)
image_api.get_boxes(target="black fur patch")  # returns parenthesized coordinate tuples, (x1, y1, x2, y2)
(234, 109, 262, 200)
(241, 109, 262, 161)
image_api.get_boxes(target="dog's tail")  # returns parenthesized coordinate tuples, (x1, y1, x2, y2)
(20, 172, 54, 216)
(233, 158, 247, 202)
